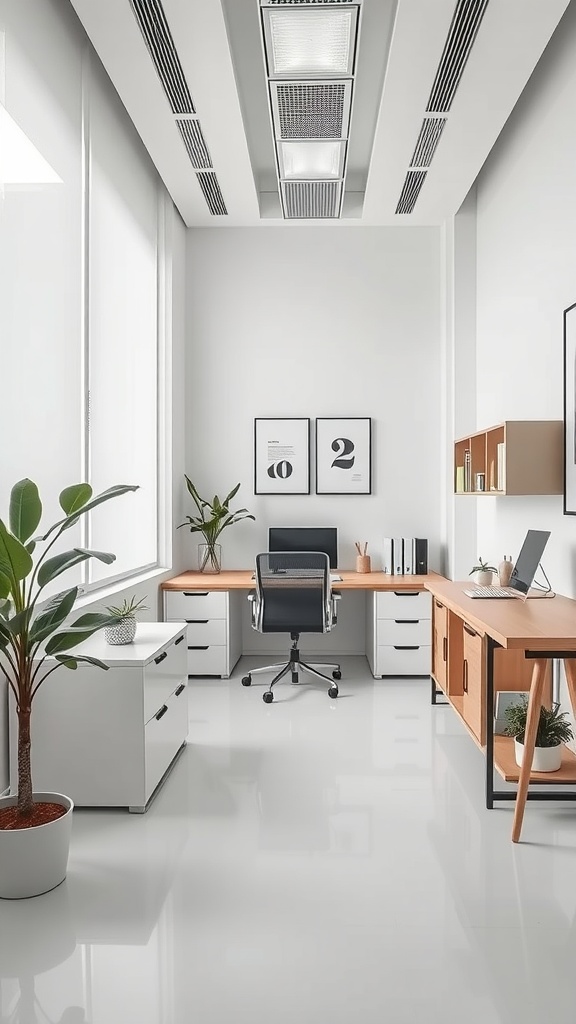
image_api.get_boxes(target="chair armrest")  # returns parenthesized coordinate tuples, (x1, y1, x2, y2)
(247, 589, 258, 629)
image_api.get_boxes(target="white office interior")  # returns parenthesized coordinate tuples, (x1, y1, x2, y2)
(2, 0, 576, 1020)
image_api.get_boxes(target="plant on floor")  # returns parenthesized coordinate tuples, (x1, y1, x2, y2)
(469, 557, 498, 575)
(105, 595, 148, 645)
(178, 476, 255, 572)
(0, 478, 138, 828)
(504, 696, 574, 748)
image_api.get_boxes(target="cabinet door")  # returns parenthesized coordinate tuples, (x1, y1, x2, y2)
(432, 599, 448, 692)
(462, 623, 484, 744)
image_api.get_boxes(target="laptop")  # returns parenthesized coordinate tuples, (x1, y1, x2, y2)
(464, 529, 550, 599)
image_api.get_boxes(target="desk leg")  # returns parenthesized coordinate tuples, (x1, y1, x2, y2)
(512, 657, 547, 843)
(563, 659, 576, 720)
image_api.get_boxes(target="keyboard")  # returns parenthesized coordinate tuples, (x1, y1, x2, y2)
(330, 574, 342, 583)
(464, 585, 520, 599)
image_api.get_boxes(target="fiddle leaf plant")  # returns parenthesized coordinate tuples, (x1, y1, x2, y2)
(0, 478, 138, 822)
(177, 476, 255, 570)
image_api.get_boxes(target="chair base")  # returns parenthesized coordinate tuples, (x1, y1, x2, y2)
(241, 635, 341, 703)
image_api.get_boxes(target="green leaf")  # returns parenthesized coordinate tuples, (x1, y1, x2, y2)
(223, 482, 241, 506)
(0, 572, 10, 600)
(0, 598, 11, 619)
(55, 654, 109, 671)
(0, 520, 33, 583)
(68, 611, 117, 630)
(9, 479, 42, 544)
(37, 548, 115, 589)
(41, 485, 139, 539)
(5, 609, 30, 636)
(59, 483, 93, 515)
(26, 540, 36, 555)
(45, 627, 106, 655)
(30, 587, 78, 644)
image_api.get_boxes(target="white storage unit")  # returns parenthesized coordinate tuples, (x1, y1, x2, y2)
(366, 590, 432, 678)
(9, 623, 188, 812)
(163, 589, 242, 677)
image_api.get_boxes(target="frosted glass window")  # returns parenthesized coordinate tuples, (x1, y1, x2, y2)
(87, 55, 159, 581)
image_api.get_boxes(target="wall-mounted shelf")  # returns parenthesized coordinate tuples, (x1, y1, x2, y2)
(454, 420, 562, 495)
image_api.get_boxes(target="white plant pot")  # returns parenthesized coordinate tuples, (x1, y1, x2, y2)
(0, 792, 73, 900)
(476, 570, 493, 586)
(105, 616, 136, 645)
(514, 739, 562, 772)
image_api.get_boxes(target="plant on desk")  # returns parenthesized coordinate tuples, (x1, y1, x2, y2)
(504, 696, 574, 772)
(178, 476, 255, 573)
(469, 556, 497, 586)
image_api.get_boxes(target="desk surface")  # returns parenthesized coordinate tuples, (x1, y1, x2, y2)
(425, 579, 576, 651)
(161, 570, 444, 592)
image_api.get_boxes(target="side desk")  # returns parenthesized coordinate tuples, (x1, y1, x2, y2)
(426, 579, 576, 842)
(161, 570, 444, 680)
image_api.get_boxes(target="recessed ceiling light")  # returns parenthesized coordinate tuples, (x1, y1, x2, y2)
(278, 140, 345, 180)
(265, 9, 358, 78)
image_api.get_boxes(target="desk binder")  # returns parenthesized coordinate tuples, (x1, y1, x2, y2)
(383, 538, 393, 575)
(402, 537, 413, 574)
(413, 538, 428, 575)
(392, 538, 403, 575)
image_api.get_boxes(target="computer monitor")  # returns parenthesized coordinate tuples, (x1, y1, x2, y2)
(268, 527, 338, 569)
(509, 529, 550, 595)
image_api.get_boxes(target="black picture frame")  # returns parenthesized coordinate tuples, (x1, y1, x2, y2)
(315, 417, 372, 495)
(254, 417, 310, 495)
(564, 302, 576, 515)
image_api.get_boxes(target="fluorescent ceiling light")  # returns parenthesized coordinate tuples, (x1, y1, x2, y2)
(0, 103, 62, 184)
(267, 10, 356, 78)
(279, 140, 344, 180)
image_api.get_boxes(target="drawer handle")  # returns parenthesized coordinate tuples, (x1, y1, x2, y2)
(185, 619, 209, 624)
(175, 634, 185, 645)
(393, 592, 419, 597)
(442, 636, 447, 662)
(188, 645, 209, 650)
(463, 658, 468, 693)
(154, 651, 168, 665)
(155, 704, 168, 721)
(463, 623, 478, 637)
(394, 645, 420, 650)
(394, 619, 419, 624)
(435, 600, 444, 609)
(183, 592, 209, 597)
(175, 684, 186, 697)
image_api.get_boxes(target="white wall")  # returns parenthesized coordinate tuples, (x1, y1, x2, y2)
(473, 1, 576, 598)
(185, 227, 442, 652)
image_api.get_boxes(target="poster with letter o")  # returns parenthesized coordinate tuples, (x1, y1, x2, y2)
(254, 418, 310, 494)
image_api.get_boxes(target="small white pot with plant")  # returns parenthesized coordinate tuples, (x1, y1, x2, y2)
(504, 696, 574, 772)
(104, 596, 148, 645)
(178, 476, 255, 573)
(469, 557, 497, 586)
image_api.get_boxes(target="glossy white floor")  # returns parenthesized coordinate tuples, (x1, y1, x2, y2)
(2, 656, 576, 1024)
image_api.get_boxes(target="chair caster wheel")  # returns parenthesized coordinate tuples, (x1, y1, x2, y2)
(328, 685, 339, 698)
(263, 691, 274, 704)
(291, 672, 299, 683)
(241, 675, 252, 686)
(332, 670, 341, 680)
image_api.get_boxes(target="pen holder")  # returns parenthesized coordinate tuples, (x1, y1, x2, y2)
(356, 555, 371, 574)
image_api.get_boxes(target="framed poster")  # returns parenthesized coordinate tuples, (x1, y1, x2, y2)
(254, 417, 310, 494)
(316, 417, 372, 494)
(564, 301, 576, 514)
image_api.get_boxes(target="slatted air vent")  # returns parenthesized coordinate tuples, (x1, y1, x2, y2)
(427, 0, 489, 113)
(176, 119, 212, 169)
(267, 1, 354, 5)
(282, 180, 342, 219)
(410, 117, 447, 168)
(273, 82, 349, 139)
(395, 171, 427, 215)
(129, 0, 195, 114)
(196, 172, 228, 215)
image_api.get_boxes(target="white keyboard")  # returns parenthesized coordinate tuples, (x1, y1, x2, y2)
(330, 574, 342, 583)
(464, 585, 519, 598)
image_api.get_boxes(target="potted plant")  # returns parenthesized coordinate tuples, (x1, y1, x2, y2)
(178, 476, 255, 573)
(0, 477, 137, 899)
(105, 595, 148, 645)
(469, 557, 497, 586)
(504, 695, 574, 772)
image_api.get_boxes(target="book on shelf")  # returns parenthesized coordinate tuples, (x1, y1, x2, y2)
(455, 466, 464, 493)
(464, 449, 471, 491)
(497, 442, 506, 491)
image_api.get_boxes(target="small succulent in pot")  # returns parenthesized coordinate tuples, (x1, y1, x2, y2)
(105, 595, 148, 645)
(469, 556, 498, 586)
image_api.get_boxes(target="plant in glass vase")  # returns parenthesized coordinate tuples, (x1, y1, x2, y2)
(178, 477, 255, 573)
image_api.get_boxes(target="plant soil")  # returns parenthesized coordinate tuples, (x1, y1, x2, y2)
(0, 802, 67, 830)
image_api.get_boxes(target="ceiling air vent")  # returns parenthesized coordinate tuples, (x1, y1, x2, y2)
(272, 82, 351, 140)
(129, 0, 195, 114)
(176, 119, 212, 169)
(410, 117, 447, 168)
(267, 1, 355, 5)
(395, 171, 427, 215)
(427, 0, 490, 113)
(196, 172, 228, 216)
(282, 180, 342, 218)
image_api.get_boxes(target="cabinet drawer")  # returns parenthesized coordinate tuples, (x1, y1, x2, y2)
(462, 623, 484, 744)
(187, 645, 227, 676)
(375, 644, 431, 677)
(143, 634, 187, 723)
(376, 591, 431, 619)
(185, 619, 227, 646)
(432, 597, 447, 632)
(165, 590, 227, 620)
(378, 618, 431, 646)
(145, 683, 189, 803)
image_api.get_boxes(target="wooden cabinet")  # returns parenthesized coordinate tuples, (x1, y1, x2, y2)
(164, 589, 242, 677)
(462, 622, 484, 743)
(454, 420, 562, 495)
(432, 598, 448, 692)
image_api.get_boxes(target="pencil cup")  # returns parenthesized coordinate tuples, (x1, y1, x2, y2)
(356, 555, 371, 574)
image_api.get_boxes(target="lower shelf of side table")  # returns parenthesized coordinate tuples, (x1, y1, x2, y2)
(493, 736, 576, 784)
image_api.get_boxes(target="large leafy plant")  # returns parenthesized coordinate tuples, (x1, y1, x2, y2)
(0, 478, 138, 820)
(504, 696, 574, 748)
(178, 477, 254, 570)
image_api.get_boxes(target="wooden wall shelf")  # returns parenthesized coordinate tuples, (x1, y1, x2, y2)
(454, 420, 562, 496)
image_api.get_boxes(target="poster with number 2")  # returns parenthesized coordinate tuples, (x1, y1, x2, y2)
(315, 418, 372, 494)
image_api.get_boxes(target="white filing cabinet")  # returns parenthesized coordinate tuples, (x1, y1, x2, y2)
(366, 590, 432, 677)
(9, 623, 188, 812)
(163, 589, 242, 677)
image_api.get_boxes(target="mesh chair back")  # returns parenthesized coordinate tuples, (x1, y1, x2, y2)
(255, 551, 330, 634)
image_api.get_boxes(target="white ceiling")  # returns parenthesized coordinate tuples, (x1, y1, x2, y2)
(68, 0, 571, 228)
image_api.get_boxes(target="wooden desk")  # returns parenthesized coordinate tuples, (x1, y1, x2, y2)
(426, 579, 576, 842)
(161, 570, 443, 592)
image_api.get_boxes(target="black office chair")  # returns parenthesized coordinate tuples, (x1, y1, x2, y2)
(241, 551, 342, 703)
